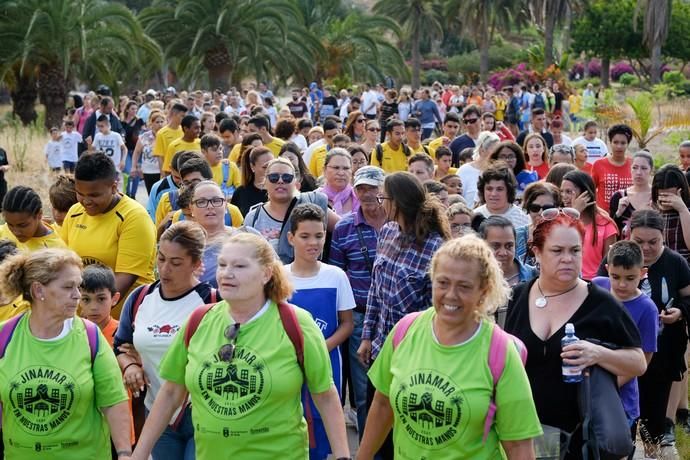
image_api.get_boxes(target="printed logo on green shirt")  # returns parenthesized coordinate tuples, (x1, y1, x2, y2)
(8, 366, 78, 435)
(196, 346, 270, 420)
(393, 369, 466, 449)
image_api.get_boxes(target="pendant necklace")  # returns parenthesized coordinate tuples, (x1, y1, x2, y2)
(535, 280, 579, 308)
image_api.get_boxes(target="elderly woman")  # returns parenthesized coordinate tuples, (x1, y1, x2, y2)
(457, 131, 500, 207)
(359, 235, 542, 459)
(0, 248, 131, 459)
(132, 233, 350, 460)
(317, 148, 359, 216)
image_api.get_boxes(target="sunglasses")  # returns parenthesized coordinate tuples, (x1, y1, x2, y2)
(463, 118, 479, 125)
(540, 207, 580, 221)
(356, 119, 366, 123)
(367, 128, 381, 133)
(528, 203, 556, 214)
(218, 323, 241, 363)
(266, 173, 295, 184)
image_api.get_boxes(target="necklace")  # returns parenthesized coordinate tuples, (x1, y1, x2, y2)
(535, 280, 579, 308)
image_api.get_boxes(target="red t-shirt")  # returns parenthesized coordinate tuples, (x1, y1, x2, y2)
(530, 162, 550, 180)
(579, 162, 593, 175)
(592, 157, 632, 212)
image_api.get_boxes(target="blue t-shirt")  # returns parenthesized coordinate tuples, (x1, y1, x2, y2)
(516, 170, 539, 196)
(591, 277, 658, 420)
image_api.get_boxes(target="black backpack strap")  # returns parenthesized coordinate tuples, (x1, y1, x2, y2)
(376, 144, 383, 164)
(355, 225, 373, 274)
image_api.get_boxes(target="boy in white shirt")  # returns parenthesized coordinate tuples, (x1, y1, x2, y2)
(44, 127, 63, 172)
(60, 119, 82, 173)
(572, 120, 609, 163)
(90, 114, 126, 172)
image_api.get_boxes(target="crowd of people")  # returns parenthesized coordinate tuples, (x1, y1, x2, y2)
(1, 79, 690, 460)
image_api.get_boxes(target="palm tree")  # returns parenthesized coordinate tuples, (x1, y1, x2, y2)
(635, 0, 672, 84)
(373, 0, 443, 90)
(529, 0, 585, 68)
(0, 0, 160, 129)
(140, 0, 323, 89)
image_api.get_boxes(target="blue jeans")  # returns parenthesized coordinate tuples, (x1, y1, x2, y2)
(349, 311, 369, 438)
(149, 405, 195, 460)
(421, 127, 434, 140)
(124, 149, 141, 198)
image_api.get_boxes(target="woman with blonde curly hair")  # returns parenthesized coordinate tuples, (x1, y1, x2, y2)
(359, 235, 542, 459)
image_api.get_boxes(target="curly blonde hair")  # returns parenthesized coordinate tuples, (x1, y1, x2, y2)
(430, 234, 510, 320)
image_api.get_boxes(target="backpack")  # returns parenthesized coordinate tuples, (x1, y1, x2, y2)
(221, 162, 236, 200)
(0, 313, 99, 365)
(533, 93, 546, 110)
(128, 283, 218, 328)
(375, 142, 411, 165)
(392, 311, 528, 443)
(182, 301, 316, 448)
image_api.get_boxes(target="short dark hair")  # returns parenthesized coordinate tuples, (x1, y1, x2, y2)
(248, 116, 269, 130)
(218, 118, 238, 134)
(478, 215, 516, 240)
(179, 156, 212, 180)
(386, 119, 404, 132)
(607, 124, 633, 142)
(49, 175, 77, 212)
(322, 119, 339, 132)
(181, 114, 199, 129)
(275, 119, 296, 139)
(435, 146, 452, 161)
(607, 240, 643, 270)
(171, 103, 188, 114)
(200, 134, 221, 150)
(531, 107, 546, 117)
(81, 264, 117, 295)
(297, 119, 313, 130)
(408, 153, 434, 171)
(75, 152, 117, 182)
(172, 151, 200, 173)
(289, 203, 325, 233)
(459, 147, 474, 163)
(477, 165, 517, 204)
(443, 113, 461, 125)
(462, 105, 481, 119)
(405, 117, 421, 129)
(96, 114, 109, 123)
(423, 180, 447, 195)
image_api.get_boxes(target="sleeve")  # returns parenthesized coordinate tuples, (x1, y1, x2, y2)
(158, 323, 189, 385)
(328, 226, 347, 270)
(296, 308, 334, 394)
(93, 330, 129, 408)
(153, 129, 166, 157)
(591, 161, 601, 188)
(336, 269, 356, 311)
(370, 147, 381, 167)
(118, 133, 125, 147)
(154, 194, 171, 227)
(228, 204, 244, 227)
(308, 150, 320, 177)
(228, 144, 241, 164)
(164, 142, 176, 169)
(244, 207, 258, 230)
(494, 334, 543, 441)
(229, 162, 241, 188)
(602, 294, 642, 348)
(604, 220, 619, 240)
(112, 287, 142, 353)
(638, 298, 659, 353)
(598, 139, 609, 155)
(115, 209, 156, 278)
(367, 330, 394, 396)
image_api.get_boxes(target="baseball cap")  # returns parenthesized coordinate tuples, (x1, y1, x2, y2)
(354, 166, 385, 188)
(165, 86, 176, 94)
(146, 89, 157, 96)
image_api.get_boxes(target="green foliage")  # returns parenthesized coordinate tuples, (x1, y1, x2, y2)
(619, 73, 639, 86)
(573, 77, 601, 89)
(664, 0, 690, 63)
(422, 69, 452, 85)
(663, 130, 690, 147)
(447, 43, 520, 76)
(663, 70, 686, 86)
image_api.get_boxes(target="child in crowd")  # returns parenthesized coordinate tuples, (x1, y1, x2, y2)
(200, 133, 240, 199)
(60, 119, 82, 173)
(592, 240, 658, 457)
(44, 127, 63, 172)
(48, 174, 78, 227)
(91, 114, 127, 172)
(440, 174, 463, 196)
(434, 146, 458, 179)
(573, 142, 593, 174)
(679, 140, 690, 173)
(0, 239, 29, 321)
(0, 185, 65, 251)
(79, 264, 121, 342)
(524, 132, 550, 179)
(285, 204, 355, 460)
(572, 120, 609, 163)
(458, 147, 474, 166)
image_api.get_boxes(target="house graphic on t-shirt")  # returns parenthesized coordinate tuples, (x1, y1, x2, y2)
(17, 384, 67, 417)
(207, 365, 257, 400)
(403, 391, 453, 429)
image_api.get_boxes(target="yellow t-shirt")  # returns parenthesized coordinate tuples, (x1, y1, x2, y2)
(154, 125, 182, 159)
(228, 143, 243, 164)
(264, 137, 285, 157)
(309, 145, 328, 178)
(0, 296, 30, 322)
(370, 142, 409, 173)
(434, 166, 458, 179)
(163, 138, 201, 172)
(427, 137, 446, 157)
(569, 95, 582, 114)
(155, 192, 175, 228)
(60, 195, 156, 317)
(171, 203, 244, 227)
(407, 143, 429, 155)
(211, 161, 241, 189)
(0, 222, 66, 252)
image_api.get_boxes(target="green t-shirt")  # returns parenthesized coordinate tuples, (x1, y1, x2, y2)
(159, 300, 333, 459)
(369, 309, 542, 459)
(0, 315, 128, 459)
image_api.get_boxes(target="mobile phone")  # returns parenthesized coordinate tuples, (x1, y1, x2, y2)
(664, 297, 674, 312)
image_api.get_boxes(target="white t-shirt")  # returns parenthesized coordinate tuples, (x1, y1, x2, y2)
(139, 130, 160, 174)
(572, 136, 608, 163)
(45, 140, 63, 168)
(289, 133, 308, 152)
(474, 204, 531, 228)
(457, 163, 482, 208)
(93, 131, 125, 170)
(555, 133, 573, 147)
(362, 90, 379, 116)
(60, 131, 82, 162)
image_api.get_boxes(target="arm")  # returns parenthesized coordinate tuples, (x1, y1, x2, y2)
(677, 206, 690, 251)
(115, 273, 138, 298)
(325, 310, 353, 351)
(102, 401, 133, 457)
(618, 352, 653, 387)
(131, 381, 187, 460)
(356, 391, 394, 460)
(311, 386, 350, 459)
(131, 138, 144, 177)
(327, 209, 340, 232)
(601, 233, 617, 260)
(562, 343, 646, 378)
(501, 439, 536, 460)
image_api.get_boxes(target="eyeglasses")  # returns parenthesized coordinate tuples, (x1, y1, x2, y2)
(356, 119, 366, 123)
(375, 195, 391, 205)
(266, 173, 295, 184)
(540, 207, 580, 220)
(528, 203, 556, 214)
(463, 118, 479, 125)
(327, 165, 351, 172)
(497, 154, 516, 161)
(367, 128, 381, 132)
(193, 197, 225, 208)
(218, 323, 241, 363)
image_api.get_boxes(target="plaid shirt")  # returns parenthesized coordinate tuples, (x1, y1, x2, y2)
(362, 222, 444, 359)
(662, 211, 690, 263)
(328, 208, 379, 310)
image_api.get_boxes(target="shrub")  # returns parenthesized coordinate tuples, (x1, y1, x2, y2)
(422, 69, 451, 85)
(569, 59, 602, 80)
(663, 70, 686, 86)
(611, 62, 636, 81)
(619, 73, 638, 86)
(447, 44, 522, 76)
(487, 63, 539, 89)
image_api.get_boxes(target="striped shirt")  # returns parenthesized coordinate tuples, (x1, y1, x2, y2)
(363, 222, 444, 359)
(662, 211, 690, 263)
(328, 208, 379, 310)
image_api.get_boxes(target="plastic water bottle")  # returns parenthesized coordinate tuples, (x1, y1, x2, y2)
(562, 323, 583, 383)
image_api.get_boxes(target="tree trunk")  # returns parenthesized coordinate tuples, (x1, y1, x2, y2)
(583, 57, 590, 78)
(204, 46, 233, 91)
(10, 69, 38, 126)
(601, 56, 611, 88)
(650, 43, 662, 84)
(411, 28, 421, 90)
(37, 64, 67, 130)
(544, 12, 556, 68)
(479, 38, 490, 83)
(561, 3, 573, 52)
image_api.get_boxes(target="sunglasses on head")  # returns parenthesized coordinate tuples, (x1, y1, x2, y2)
(540, 207, 580, 221)
(528, 203, 555, 213)
(266, 173, 295, 184)
(218, 323, 240, 363)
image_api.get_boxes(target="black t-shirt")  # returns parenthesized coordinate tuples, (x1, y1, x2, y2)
(0, 148, 8, 181)
(287, 101, 308, 119)
(230, 183, 268, 217)
(597, 247, 690, 379)
(123, 117, 145, 151)
(515, 129, 554, 150)
(505, 279, 641, 436)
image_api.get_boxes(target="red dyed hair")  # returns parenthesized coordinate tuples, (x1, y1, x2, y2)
(530, 213, 586, 252)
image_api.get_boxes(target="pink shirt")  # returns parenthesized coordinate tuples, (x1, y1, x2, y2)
(582, 213, 618, 280)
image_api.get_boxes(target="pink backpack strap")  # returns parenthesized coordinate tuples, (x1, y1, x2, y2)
(0, 313, 26, 359)
(392, 311, 423, 349)
(81, 318, 100, 366)
(210, 288, 217, 304)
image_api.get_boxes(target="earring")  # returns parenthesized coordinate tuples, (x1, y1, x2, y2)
(40, 297, 45, 301)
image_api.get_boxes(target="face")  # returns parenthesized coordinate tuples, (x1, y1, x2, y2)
(550, 151, 573, 166)
(308, 131, 323, 144)
(532, 114, 546, 130)
(216, 243, 271, 303)
(574, 145, 588, 164)
(191, 183, 227, 228)
(185, 120, 201, 139)
(265, 163, 296, 202)
(251, 152, 274, 182)
(656, 186, 681, 211)
(526, 193, 556, 222)
(551, 125, 562, 137)
(437, 155, 452, 172)
(151, 116, 166, 133)
(202, 117, 215, 132)
(281, 151, 300, 172)
(3, 211, 41, 242)
(323, 128, 340, 146)
(444, 121, 460, 138)
(52, 208, 68, 227)
(80, 288, 118, 325)
(607, 264, 645, 301)
(485, 226, 516, 272)
(102, 100, 114, 114)
(526, 138, 545, 165)
(96, 121, 109, 134)
(680, 146, 690, 170)
(389, 125, 405, 145)
(291, 90, 300, 101)
(432, 255, 487, 330)
(37, 265, 82, 319)
(408, 161, 433, 182)
(631, 157, 652, 185)
(463, 114, 480, 134)
(354, 116, 366, 135)
(75, 179, 117, 215)
(443, 176, 462, 195)
(533, 225, 582, 283)
(406, 125, 422, 144)
(203, 145, 222, 166)
(351, 152, 368, 174)
(366, 124, 380, 141)
(631, 227, 664, 265)
(355, 184, 383, 214)
(584, 126, 597, 141)
(449, 213, 472, 238)
(181, 171, 205, 188)
(496, 147, 517, 170)
(324, 155, 352, 190)
(482, 116, 496, 131)
(610, 134, 629, 157)
(560, 180, 581, 208)
(483, 180, 509, 212)
(157, 239, 201, 288)
(288, 220, 326, 262)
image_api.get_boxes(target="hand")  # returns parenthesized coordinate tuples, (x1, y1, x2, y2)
(616, 195, 630, 217)
(441, 136, 451, 146)
(660, 307, 683, 325)
(85, 136, 93, 146)
(161, 212, 174, 227)
(123, 363, 148, 396)
(561, 340, 602, 371)
(658, 191, 686, 212)
(117, 343, 142, 362)
(193, 261, 206, 279)
(119, 162, 125, 172)
(572, 191, 594, 213)
(131, 167, 142, 179)
(357, 340, 372, 367)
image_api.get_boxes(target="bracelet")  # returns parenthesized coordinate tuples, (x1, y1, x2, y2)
(116, 450, 132, 457)
(122, 362, 141, 374)
(335, 457, 352, 460)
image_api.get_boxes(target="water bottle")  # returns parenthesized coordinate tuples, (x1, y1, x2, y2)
(562, 323, 583, 383)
